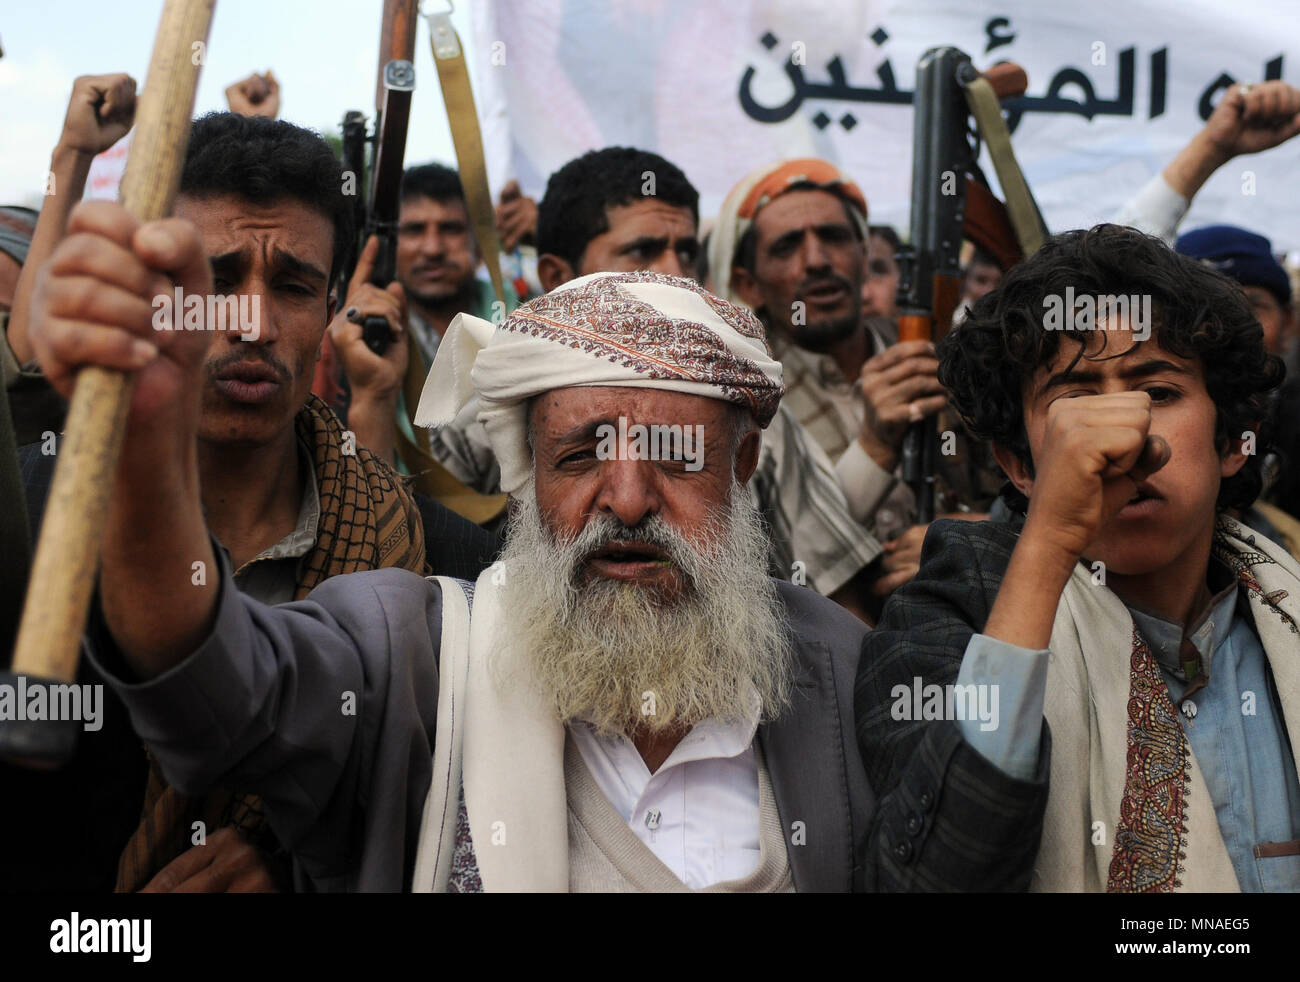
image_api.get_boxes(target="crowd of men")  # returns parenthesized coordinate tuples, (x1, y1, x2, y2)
(2, 62, 1300, 893)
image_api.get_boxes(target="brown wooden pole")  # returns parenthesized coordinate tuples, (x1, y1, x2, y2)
(0, 0, 216, 767)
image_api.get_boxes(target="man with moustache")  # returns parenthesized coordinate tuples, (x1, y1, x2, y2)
(710, 160, 1001, 601)
(340, 164, 519, 470)
(858, 225, 1300, 892)
(861, 224, 901, 323)
(430, 147, 882, 615)
(8, 111, 494, 892)
(30, 253, 883, 891)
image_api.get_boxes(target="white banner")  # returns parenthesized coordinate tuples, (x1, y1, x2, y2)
(470, 0, 1300, 249)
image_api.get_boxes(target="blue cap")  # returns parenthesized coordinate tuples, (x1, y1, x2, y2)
(1176, 224, 1291, 307)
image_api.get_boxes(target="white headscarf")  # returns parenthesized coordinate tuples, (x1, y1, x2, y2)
(414, 270, 785, 495)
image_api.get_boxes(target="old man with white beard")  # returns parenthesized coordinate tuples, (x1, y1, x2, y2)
(47, 244, 874, 890)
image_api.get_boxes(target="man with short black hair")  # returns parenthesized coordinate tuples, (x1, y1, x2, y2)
(535, 147, 701, 288)
(397, 163, 517, 365)
(8, 109, 495, 893)
(334, 163, 517, 517)
(955, 245, 1002, 323)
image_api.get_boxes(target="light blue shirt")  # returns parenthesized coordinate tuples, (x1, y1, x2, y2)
(957, 564, 1300, 892)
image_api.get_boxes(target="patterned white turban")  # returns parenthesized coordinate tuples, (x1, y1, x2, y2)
(414, 270, 785, 495)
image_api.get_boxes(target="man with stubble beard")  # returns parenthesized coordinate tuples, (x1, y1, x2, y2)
(336, 163, 520, 493)
(10, 111, 493, 894)
(710, 159, 1002, 605)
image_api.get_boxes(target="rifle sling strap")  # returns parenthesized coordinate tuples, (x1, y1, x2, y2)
(963, 76, 1048, 258)
(399, 329, 507, 526)
(427, 10, 506, 307)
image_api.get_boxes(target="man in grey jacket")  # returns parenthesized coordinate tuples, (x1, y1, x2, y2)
(29, 207, 874, 891)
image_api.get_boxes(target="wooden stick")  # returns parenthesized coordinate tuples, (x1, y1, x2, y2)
(4, 0, 215, 746)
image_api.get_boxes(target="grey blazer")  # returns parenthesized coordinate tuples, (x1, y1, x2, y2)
(88, 558, 873, 892)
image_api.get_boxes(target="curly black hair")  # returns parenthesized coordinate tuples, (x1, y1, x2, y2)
(181, 112, 352, 291)
(537, 147, 698, 270)
(938, 224, 1286, 511)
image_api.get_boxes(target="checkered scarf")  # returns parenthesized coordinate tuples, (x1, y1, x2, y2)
(114, 396, 426, 892)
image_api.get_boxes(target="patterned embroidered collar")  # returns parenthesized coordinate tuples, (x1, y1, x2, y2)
(1128, 557, 1240, 680)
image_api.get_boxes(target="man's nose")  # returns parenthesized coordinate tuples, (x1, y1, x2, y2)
(222, 286, 276, 345)
(800, 235, 833, 271)
(420, 231, 445, 257)
(593, 457, 661, 528)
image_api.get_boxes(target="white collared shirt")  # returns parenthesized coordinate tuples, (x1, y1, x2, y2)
(569, 692, 762, 888)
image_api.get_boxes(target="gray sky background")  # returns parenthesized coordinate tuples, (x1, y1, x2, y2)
(0, 0, 482, 206)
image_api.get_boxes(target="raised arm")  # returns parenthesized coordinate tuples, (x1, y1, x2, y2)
(28, 199, 217, 673)
(1117, 80, 1300, 242)
(9, 74, 137, 365)
(28, 204, 443, 887)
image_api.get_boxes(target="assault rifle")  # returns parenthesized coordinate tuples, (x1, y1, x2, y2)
(895, 47, 1046, 522)
(338, 0, 418, 356)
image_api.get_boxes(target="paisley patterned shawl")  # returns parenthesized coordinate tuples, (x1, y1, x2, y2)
(1034, 515, 1300, 892)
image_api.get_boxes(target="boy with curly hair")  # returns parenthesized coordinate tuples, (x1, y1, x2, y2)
(856, 224, 1300, 892)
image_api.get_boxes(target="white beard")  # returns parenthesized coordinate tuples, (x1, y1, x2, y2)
(495, 483, 793, 738)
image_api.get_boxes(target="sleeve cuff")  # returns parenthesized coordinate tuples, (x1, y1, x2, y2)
(1114, 173, 1189, 246)
(954, 631, 1050, 781)
(84, 541, 246, 757)
(835, 439, 899, 526)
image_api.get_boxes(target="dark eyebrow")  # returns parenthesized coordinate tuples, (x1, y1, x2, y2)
(553, 419, 612, 448)
(620, 236, 668, 254)
(209, 249, 247, 273)
(1119, 359, 1194, 380)
(1039, 358, 1194, 396)
(271, 247, 328, 283)
(768, 229, 805, 253)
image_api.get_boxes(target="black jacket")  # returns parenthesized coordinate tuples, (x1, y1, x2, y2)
(855, 515, 1051, 891)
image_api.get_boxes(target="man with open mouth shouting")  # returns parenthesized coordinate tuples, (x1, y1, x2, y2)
(32, 253, 914, 891)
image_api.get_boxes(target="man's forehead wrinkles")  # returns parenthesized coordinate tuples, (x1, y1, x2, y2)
(204, 226, 288, 252)
(202, 231, 326, 271)
(538, 387, 724, 426)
